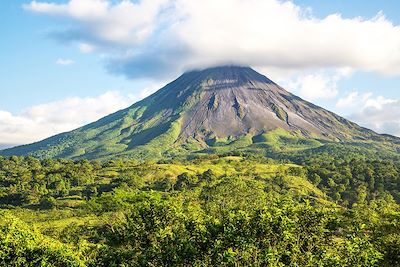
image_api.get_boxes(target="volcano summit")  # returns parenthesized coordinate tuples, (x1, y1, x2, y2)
(1, 66, 398, 159)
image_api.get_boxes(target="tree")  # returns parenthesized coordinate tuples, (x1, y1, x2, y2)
(0, 212, 85, 267)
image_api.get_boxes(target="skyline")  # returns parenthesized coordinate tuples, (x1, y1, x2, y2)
(1, 0, 400, 148)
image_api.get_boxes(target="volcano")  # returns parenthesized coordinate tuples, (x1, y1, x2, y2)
(1, 66, 397, 159)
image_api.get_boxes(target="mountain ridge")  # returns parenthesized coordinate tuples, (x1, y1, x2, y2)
(1, 65, 398, 160)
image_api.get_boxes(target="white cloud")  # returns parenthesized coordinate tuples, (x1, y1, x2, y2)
(337, 92, 400, 137)
(336, 91, 397, 110)
(24, 0, 400, 80)
(0, 91, 138, 147)
(363, 95, 397, 109)
(281, 68, 353, 101)
(24, 0, 171, 46)
(56, 58, 75, 66)
(351, 99, 400, 137)
(79, 43, 96, 53)
(286, 72, 338, 101)
(18, 0, 400, 138)
(336, 92, 360, 108)
(336, 91, 373, 108)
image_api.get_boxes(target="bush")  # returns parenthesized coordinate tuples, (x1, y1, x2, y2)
(0, 211, 85, 267)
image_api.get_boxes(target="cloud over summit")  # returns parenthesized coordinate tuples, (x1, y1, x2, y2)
(16, 0, 400, 138)
(24, 0, 400, 80)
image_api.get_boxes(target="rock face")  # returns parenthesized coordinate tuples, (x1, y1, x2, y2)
(0, 66, 391, 159)
(174, 66, 367, 142)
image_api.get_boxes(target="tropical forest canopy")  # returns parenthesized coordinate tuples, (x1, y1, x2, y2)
(0, 153, 399, 266)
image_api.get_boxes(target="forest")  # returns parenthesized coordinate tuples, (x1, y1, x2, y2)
(0, 154, 399, 266)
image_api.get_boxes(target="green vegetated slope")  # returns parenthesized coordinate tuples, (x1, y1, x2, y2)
(1, 66, 400, 266)
(2, 66, 398, 161)
(1, 155, 400, 266)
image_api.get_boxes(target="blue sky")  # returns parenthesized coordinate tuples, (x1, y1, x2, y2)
(294, 0, 400, 23)
(1, 0, 400, 147)
(1, 0, 143, 113)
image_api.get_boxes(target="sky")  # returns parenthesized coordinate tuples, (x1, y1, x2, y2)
(1, 0, 400, 148)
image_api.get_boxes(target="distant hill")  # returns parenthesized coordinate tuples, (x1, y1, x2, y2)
(1, 66, 399, 160)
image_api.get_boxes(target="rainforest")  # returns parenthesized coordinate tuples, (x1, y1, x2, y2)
(2, 1, 400, 265)
(0, 151, 399, 266)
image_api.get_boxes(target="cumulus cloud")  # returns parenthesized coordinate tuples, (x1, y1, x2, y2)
(0, 91, 136, 148)
(79, 43, 96, 53)
(56, 58, 75, 66)
(24, 0, 172, 47)
(274, 67, 352, 101)
(351, 100, 400, 137)
(336, 91, 373, 109)
(285, 73, 334, 101)
(336, 91, 397, 109)
(336, 92, 400, 137)
(24, 0, 400, 80)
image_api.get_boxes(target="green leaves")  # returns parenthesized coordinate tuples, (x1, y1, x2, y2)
(0, 211, 85, 267)
(94, 189, 389, 266)
(0, 155, 398, 266)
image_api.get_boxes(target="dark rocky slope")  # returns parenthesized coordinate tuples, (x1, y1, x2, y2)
(1, 66, 397, 159)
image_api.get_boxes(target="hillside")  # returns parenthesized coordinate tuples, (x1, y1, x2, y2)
(0, 155, 399, 266)
(1, 66, 398, 160)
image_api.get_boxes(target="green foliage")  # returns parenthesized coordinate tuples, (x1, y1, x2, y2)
(97, 193, 386, 267)
(0, 155, 398, 266)
(0, 157, 100, 207)
(304, 157, 400, 206)
(0, 211, 85, 267)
